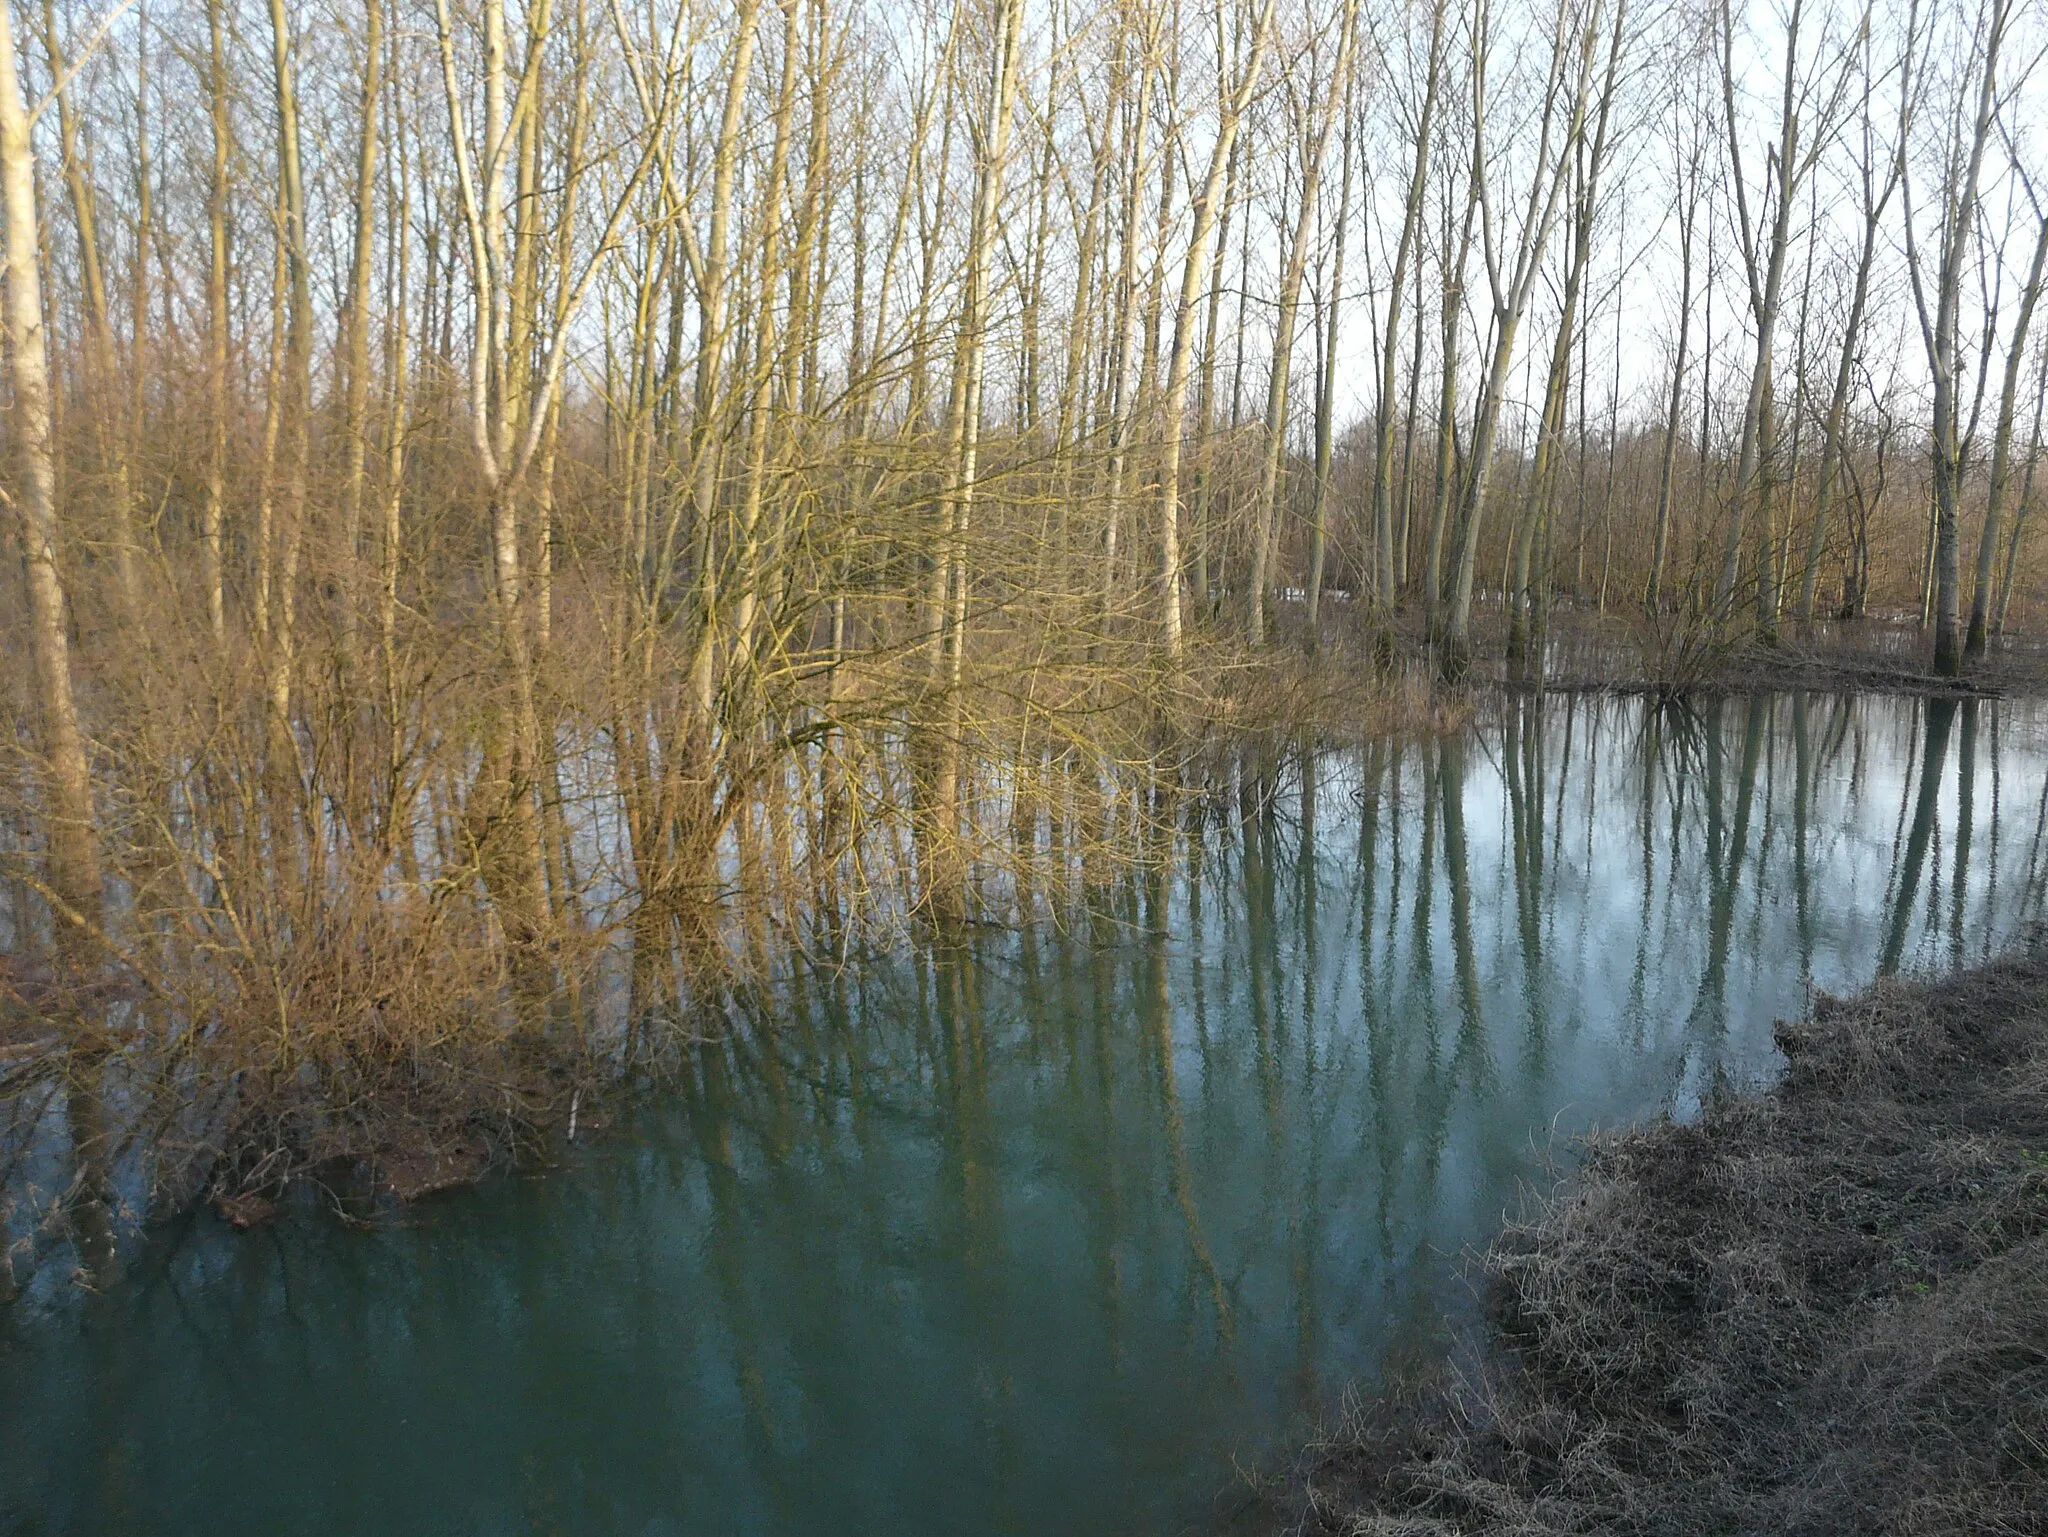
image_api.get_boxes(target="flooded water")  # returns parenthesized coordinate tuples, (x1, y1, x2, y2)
(6, 691, 2047, 1536)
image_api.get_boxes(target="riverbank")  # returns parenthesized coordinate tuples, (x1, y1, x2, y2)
(1243, 945, 2048, 1535)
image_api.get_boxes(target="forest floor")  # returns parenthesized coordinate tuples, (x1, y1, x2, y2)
(1236, 945, 2048, 1537)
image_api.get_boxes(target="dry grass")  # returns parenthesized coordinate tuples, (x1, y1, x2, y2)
(1244, 945, 2048, 1537)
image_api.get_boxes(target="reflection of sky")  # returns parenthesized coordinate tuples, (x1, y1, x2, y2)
(5, 693, 2046, 1537)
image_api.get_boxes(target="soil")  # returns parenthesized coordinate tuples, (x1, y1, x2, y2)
(373, 1137, 495, 1203)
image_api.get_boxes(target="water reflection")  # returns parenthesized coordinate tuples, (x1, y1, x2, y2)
(5, 693, 2045, 1537)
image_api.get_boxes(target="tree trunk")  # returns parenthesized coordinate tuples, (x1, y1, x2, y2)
(1965, 209, 2048, 658)
(0, 0, 100, 936)
(1155, 0, 1280, 658)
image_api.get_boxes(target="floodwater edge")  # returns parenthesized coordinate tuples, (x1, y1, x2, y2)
(1231, 938, 2048, 1537)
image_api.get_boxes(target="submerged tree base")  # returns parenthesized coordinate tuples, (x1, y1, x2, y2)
(0, 637, 1456, 1274)
(1246, 945, 2048, 1536)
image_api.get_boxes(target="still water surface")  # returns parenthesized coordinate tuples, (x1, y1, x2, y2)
(6, 691, 2048, 1536)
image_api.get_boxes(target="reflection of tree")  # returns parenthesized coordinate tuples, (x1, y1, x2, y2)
(1792, 692, 1815, 973)
(1436, 735, 1493, 1104)
(1881, 697, 1959, 976)
(1352, 740, 1400, 1266)
(1145, 828, 1229, 1333)
(1951, 699, 1978, 965)
(1503, 694, 1550, 1056)
(1693, 695, 1767, 1026)
(685, 1042, 790, 1508)
(1243, 763, 1284, 1158)
(1291, 741, 1322, 1396)
(1413, 741, 1440, 1072)
(1624, 700, 1662, 1041)
(941, 939, 1026, 1489)
(1081, 869, 1129, 1372)
(2025, 731, 2048, 926)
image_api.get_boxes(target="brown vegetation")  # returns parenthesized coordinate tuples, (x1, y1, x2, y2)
(1245, 946, 2048, 1536)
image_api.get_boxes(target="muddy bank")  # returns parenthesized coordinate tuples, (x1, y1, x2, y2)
(1243, 945, 2048, 1536)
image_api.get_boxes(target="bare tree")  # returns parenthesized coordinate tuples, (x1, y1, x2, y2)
(1155, 0, 1279, 656)
(1793, 16, 1903, 625)
(1710, 0, 1859, 629)
(1247, 0, 1357, 646)
(1966, 168, 2048, 658)
(1437, 0, 1600, 677)
(1901, 0, 2014, 676)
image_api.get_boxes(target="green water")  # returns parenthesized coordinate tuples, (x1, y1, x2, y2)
(6, 692, 2046, 1536)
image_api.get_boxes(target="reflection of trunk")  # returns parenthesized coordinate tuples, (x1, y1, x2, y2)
(65, 1054, 116, 1279)
(1145, 858, 1228, 1326)
(685, 1045, 784, 1467)
(1880, 697, 1958, 975)
(1504, 699, 1546, 1001)
(1436, 737, 1489, 1089)
(1627, 704, 1661, 1027)
(1291, 749, 1323, 1387)
(1698, 696, 1765, 1015)
(1414, 742, 1438, 993)
(1791, 692, 1815, 971)
(937, 946, 997, 1282)
(1950, 698, 1977, 961)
